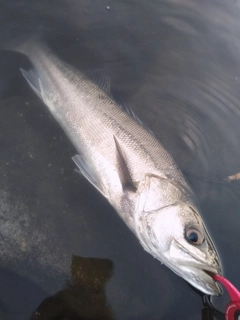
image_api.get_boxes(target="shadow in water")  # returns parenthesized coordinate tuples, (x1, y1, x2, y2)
(31, 256, 114, 320)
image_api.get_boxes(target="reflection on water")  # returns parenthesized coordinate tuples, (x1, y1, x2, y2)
(1, 0, 240, 319)
(31, 256, 114, 320)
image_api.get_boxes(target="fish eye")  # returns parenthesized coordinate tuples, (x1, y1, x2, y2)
(185, 227, 204, 245)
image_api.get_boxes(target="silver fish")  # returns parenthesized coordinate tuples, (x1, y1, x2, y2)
(15, 40, 222, 295)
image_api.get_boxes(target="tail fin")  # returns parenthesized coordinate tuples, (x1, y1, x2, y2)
(0, 3, 44, 54)
(1, 26, 44, 56)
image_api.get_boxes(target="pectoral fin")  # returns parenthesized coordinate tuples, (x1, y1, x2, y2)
(72, 155, 106, 197)
(113, 135, 136, 192)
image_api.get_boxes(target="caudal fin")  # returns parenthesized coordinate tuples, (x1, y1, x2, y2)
(0, 3, 44, 54)
(1, 26, 44, 57)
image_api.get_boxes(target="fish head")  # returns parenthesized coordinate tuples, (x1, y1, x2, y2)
(135, 183, 222, 295)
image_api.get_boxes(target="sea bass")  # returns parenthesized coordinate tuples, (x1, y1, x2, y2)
(15, 40, 222, 295)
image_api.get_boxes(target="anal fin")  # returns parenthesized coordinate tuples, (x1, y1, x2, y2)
(72, 155, 106, 197)
(20, 68, 43, 99)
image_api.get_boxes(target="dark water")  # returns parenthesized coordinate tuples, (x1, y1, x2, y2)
(0, 0, 240, 319)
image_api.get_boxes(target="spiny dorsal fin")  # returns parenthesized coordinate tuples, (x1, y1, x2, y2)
(113, 135, 136, 192)
(85, 70, 154, 135)
(118, 101, 155, 136)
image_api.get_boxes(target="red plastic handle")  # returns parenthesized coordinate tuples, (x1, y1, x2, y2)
(213, 274, 240, 302)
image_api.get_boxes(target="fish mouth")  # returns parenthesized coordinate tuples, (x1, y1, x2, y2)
(178, 264, 222, 295)
(197, 267, 222, 295)
(168, 239, 222, 295)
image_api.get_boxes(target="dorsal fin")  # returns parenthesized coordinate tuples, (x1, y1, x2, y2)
(84, 69, 111, 95)
(118, 100, 155, 136)
(113, 135, 136, 192)
(85, 70, 154, 135)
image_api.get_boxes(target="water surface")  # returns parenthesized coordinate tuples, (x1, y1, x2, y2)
(0, 1, 240, 319)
